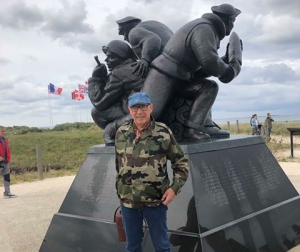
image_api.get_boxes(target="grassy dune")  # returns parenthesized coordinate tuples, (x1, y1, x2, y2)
(1, 121, 299, 185)
(3, 123, 103, 184)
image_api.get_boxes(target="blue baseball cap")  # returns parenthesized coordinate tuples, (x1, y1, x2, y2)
(128, 92, 151, 107)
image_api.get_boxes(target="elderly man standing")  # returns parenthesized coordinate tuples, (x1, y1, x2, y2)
(141, 4, 243, 142)
(115, 92, 189, 252)
(0, 126, 16, 198)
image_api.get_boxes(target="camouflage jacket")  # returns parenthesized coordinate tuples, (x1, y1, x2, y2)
(115, 119, 189, 208)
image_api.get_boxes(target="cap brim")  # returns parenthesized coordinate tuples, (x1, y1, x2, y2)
(130, 102, 150, 107)
(211, 6, 241, 17)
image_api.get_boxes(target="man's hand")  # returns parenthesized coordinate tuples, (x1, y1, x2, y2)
(132, 58, 149, 78)
(92, 63, 108, 78)
(161, 188, 175, 205)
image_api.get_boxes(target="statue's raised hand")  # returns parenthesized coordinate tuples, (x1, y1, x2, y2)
(92, 63, 108, 79)
(132, 58, 149, 78)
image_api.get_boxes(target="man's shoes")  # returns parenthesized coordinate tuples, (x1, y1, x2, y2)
(182, 128, 211, 142)
(204, 126, 230, 139)
(3, 192, 17, 198)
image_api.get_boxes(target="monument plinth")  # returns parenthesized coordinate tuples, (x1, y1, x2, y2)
(40, 136, 300, 252)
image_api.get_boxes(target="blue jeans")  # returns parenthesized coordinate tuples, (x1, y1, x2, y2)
(121, 204, 171, 252)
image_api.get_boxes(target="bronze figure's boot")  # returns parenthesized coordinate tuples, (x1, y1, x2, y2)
(205, 114, 229, 139)
(182, 127, 211, 142)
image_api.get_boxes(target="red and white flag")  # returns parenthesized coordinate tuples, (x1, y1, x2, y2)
(78, 84, 87, 93)
(72, 90, 84, 100)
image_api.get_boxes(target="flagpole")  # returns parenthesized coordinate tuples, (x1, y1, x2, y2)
(75, 100, 77, 122)
(48, 93, 53, 128)
(50, 94, 53, 128)
(73, 100, 76, 122)
(72, 101, 74, 123)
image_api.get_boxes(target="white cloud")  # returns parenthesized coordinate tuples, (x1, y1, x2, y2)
(254, 13, 300, 44)
(0, 0, 300, 127)
(0, 1, 44, 29)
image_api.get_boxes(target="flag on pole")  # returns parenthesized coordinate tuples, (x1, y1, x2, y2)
(48, 83, 63, 95)
(78, 84, 87, 93)
(72, 90, 84, 100)
(85, 80, 89, 93)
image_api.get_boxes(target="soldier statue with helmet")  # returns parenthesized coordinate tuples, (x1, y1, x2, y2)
(140, 3, 243, 142)
(88, 40, 145, 145)
(88, 4, 243, 145)
(116, 16, 173, 78)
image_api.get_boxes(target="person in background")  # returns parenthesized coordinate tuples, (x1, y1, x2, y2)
(0, 126, 16, 198)
(250, 114, 260, 135)
(264, 112, 274, 139)
(115, 92, 189, 252)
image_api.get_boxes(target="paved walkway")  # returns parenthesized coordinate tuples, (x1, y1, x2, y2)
(0, 163, 300, 252)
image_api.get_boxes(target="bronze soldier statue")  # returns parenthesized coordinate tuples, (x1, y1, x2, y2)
(89, 16, 175, 145)
(88, 40, 144, 145)
(116, 16, 173, 78)
(141, 4, 243, 142)
(89, 5, 242, 145)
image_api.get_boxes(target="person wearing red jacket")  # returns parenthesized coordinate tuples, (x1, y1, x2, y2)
(0, 126, 16, 198)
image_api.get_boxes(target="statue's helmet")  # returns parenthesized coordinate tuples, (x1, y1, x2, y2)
(102, 40, 137, 60)
(211, 4, 241, 18)
(116, 16, 141, 28)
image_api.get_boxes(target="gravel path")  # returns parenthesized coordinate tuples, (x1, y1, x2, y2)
(0, 175, 75, 252)
(0, 162, 300, 252)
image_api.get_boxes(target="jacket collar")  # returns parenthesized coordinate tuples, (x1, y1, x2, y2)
(123, 115, 156, 140)
(112, 58, 135, 73)
(201, 13, 226, 41)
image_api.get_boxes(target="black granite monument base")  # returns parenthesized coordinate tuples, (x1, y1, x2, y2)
(40, 136, 300, 252)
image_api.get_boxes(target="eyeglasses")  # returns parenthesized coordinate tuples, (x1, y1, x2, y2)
(130, 105, 149, 112)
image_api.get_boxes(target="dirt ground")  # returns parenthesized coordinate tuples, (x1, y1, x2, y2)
(0, 138, 300, 252)
(0, 175, 75, 252)
(270, 135, 300, 163)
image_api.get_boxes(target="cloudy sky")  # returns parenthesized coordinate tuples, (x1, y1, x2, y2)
(1, 0, 299, 127)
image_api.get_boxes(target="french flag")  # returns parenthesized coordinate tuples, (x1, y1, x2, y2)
(48, 83, 63, 95)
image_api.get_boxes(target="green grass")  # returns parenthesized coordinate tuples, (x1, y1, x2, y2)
(219, 121, 300, 136)
(1, 121, 299, 185)
(220, 121, 300, 159)
(1, 124, 104, 185)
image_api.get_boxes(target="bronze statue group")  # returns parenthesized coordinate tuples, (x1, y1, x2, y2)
(88, 4, 243, 146)
(88, 4, 245, 252)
